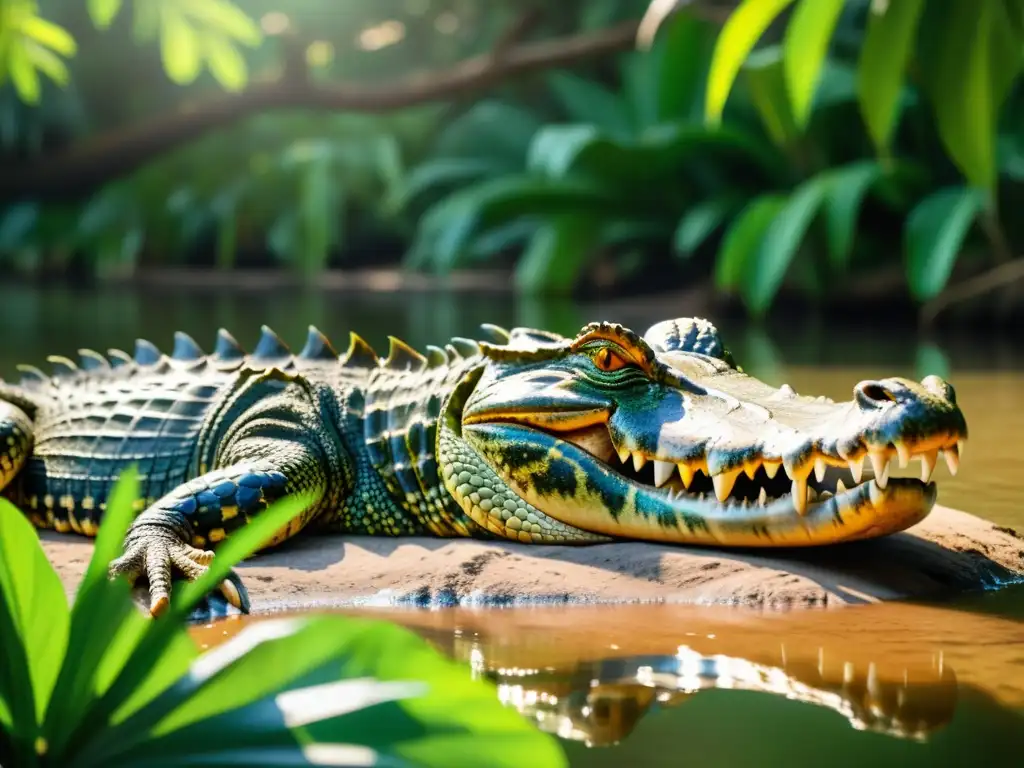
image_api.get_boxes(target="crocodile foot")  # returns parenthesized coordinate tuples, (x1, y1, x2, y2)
(109, 523, 250, 616)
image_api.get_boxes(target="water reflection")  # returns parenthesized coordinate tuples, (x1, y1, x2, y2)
(457, 642, 956, 746)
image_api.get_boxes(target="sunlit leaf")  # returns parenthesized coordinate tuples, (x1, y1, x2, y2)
(203, 33, 247, 92)
(857, 0, 925, 152)
(706, 0, 796, 124)
(0, 499, 70, 728)
(742, 48, 801, 148)
(783, 0, 845, 128)
(180, 0, 262, 46)
(905, 186, 985, 300)
(24, 41, 69, 86)
(674, 195, 741, 258)
(88, 0, 124, 29)
(715, 194, 786, 290)
(514, 214, 601, 294)
(8, 43, 41, 104)
(823, 160, 884, 269)
(19, 16, 77, 56)
(527, 124, 601, 178)
(159, 9, 201, 85)
(745, 174, 831, 314)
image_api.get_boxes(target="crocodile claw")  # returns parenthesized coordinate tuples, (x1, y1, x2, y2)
(109, 526, 249, 617)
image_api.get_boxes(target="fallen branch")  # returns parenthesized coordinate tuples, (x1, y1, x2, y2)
(1, 20, 640, 202)
(919, 257, 1024, 327)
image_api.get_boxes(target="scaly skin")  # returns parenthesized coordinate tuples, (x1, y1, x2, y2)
(0, 317, 968, 614)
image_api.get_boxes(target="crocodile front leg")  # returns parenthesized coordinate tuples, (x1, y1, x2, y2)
(109, 438, 328, 615)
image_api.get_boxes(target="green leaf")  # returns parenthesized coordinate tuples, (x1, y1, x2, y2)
(706, 0, 796, 124)
(715, 194, 787, 289)
(25, 42, 69, 86)
(19, 16, 77, 56)
(88, 0, 124, 29)
(547, 71, 633, 138)
(745, 175, 831, 314)
(857, 0, 925, 152)
(650, 11, 716, 124)
(823, 160, 885, 269)
(395, 158, 499, 209)
(527, 124, 602, 178)
(783, 0, 845, 128)
(202, 33, 247, 92)
(514, 214, 602, 295)
(0, 498, 70, 727)
(159, 10, 201, 85)
(674, 195, 741, 258)
(742, 48, 801, 148)
(180, 0, 262, 46)
(433, 101, 541, 165)
(918, 1, 1016, 191)
(904, 186, 986, 300)
(8, 43, 41, 104)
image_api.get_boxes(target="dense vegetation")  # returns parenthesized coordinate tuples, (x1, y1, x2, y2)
(0, 0, 1021, 316)
(0, 469, 566, 767)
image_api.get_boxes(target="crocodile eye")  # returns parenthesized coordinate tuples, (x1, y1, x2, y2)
(593, 346, 630, 372)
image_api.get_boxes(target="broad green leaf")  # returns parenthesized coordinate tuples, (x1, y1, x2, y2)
(745, 175, 831, 314)
(203, 33, 247, 92)
(433, 101, 541, 165)
(9, 43, 41, 104)
(24, 42, 69, 86)
(742, 48, 801, 148)
(824, 160, 884, 269)
(88, 0, 124, 29)
(783, 0, 845, 128)
(918, 2, 1009, 191)
(547, 71, 633, 138)
(0, 499, 70, 725)
(180, 0, 262, 46)
(159, 10, 201, 85)
(857, 0, 925, 151)
(706, 0, 796, 124)
(395, 158, 498, 209)
(715, 194, 787, 289)
(19, 16, 77, 56)
(514, 214, 601, 294)
(674, 195, 741, 257)
(905, 186, 985, 300)
(650, 10, 716, 124)
(527, 124, 602, 178)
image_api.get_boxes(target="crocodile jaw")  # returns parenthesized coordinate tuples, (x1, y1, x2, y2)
(461, 421, 945, 547)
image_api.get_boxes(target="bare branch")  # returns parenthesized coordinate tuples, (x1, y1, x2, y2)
(1, 20, 640, 202)
(919, 258, 1024, 327)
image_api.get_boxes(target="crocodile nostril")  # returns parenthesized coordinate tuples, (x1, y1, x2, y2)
(854, 380, 896, 408)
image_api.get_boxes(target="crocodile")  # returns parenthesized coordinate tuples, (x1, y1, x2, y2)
(0, 317, 967, 615)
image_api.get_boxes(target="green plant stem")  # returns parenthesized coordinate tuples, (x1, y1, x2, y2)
(978, 206, 1014, 265)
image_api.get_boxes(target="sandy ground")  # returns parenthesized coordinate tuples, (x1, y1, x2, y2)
(39, 504, 1024, 613)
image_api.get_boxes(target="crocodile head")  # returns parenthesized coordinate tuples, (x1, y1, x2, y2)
(440, 318, 967, 547)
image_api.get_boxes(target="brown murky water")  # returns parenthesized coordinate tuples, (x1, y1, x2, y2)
(5, 285, 1024, 765)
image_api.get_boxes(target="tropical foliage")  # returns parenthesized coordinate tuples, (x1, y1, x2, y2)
(0, 468, 566, 767)
(0, 0, 1021, 316)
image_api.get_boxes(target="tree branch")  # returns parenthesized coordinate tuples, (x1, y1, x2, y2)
(1, 20, 640, 203)
(919, 257, 1024, 327)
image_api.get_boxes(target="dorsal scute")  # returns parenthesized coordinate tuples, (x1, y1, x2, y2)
(299, 325, 338, 361)
(16, 364, 48, 387)
(47, 355, 78, 377)
(172, 331, 205, 361)
(78, 349, 110, 371)
(252, 325, 291, 360)
(479, 323, 511, 344)
(107, 349, 133, 368)
(384, 337, 427, 372)
(449, 337, 480, 358)
(341, 332, 379, 370)
(134, 339, 161, 365)
(425, 345, 448, 369)
(213, 328, 245, 361)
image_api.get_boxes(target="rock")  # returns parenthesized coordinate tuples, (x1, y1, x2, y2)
(39, 504, 1024, 613)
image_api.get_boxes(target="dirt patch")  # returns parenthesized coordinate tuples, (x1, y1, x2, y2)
(39, 504, 1024, 613)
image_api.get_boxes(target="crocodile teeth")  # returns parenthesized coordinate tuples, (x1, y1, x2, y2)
(763, 460, 781, 479)
(758, 487, 768, 506)
(836, 479, 847, 495)
(957, 439, 965, 459)
(653, 460, 675, 488)
(919, 449, 937, 483)
(678, 463, 695, 488)
(632, 452, 647, 472)
(943, 445, 960, 476)
(869, 479, 884, 506)
(743, 462, 758, 480)
(894, 441, 911, 468)
(617, 446, 631, 464)
(792, 477, 808, 515)
(712, 469, 740, 502)
(868, 450, 890, 489)
(848, 456, 864, 484)
(814, 458, 827, 483)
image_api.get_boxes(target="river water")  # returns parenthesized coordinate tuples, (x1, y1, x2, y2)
(4, 284, 1024, 764)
